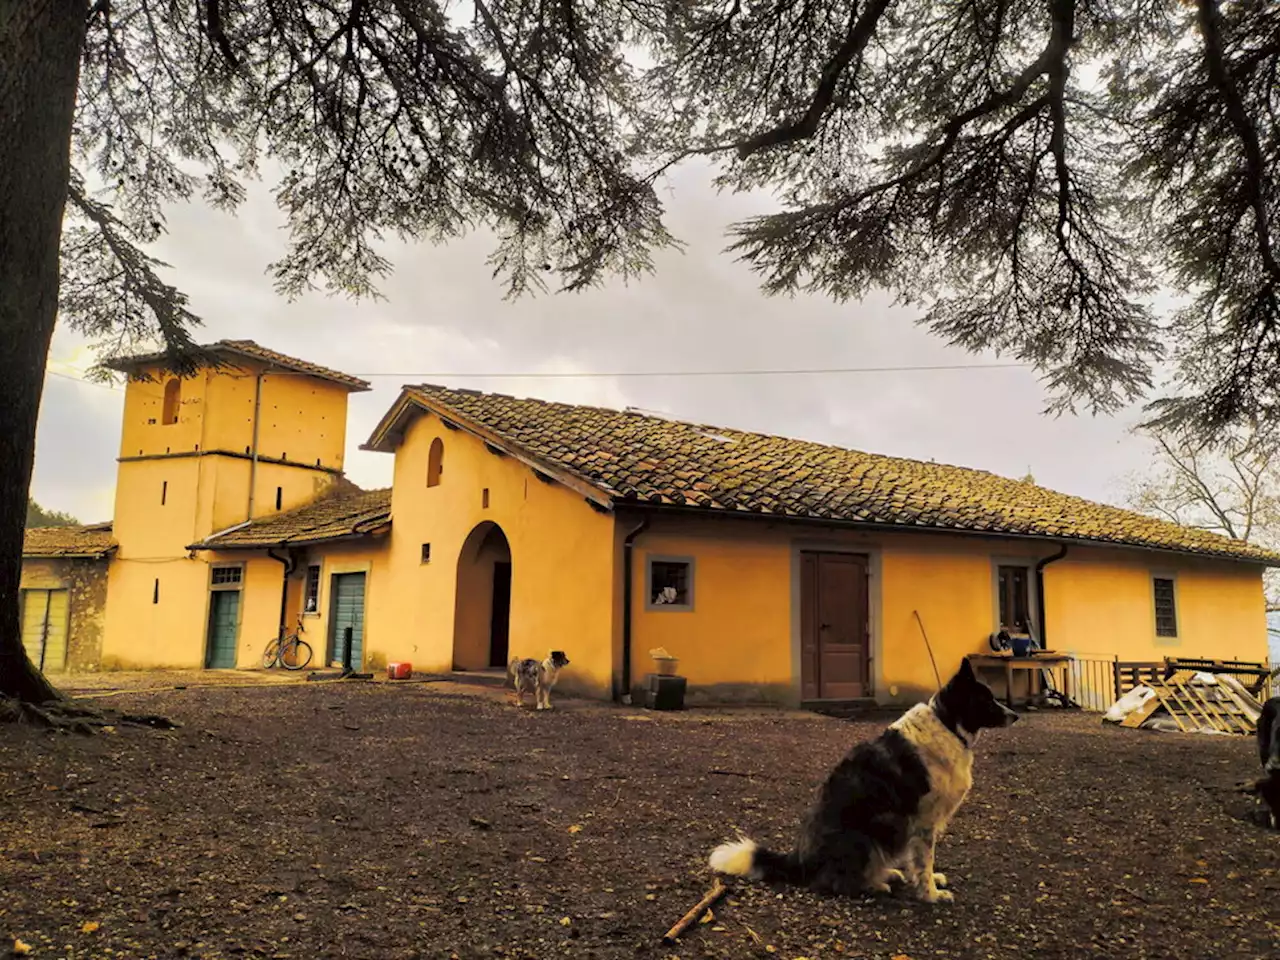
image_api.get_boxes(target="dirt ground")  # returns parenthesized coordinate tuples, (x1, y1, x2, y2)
(1, 676, 1278, 960)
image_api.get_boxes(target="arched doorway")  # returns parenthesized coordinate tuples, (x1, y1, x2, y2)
(452, 522, 512, 670)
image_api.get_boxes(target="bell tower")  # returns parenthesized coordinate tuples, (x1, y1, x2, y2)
(98, 340, 370, 669)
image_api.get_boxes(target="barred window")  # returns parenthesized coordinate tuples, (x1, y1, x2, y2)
(1153, 577, 1177, 638)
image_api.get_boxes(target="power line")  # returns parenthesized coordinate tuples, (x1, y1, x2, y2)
(354, 361, 1032, 379)
(45, 360, 1032, 390)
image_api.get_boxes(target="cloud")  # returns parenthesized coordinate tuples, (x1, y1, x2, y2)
(34, 161, 1160, 522)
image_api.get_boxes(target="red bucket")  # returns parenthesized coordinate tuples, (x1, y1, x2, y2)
(387, 662, 412, 680)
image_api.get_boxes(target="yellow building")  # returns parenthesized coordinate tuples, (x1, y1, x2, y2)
(96, 340, 371, 670)
(22, 342, 1280, 708)
(358, 385, 1279, 706)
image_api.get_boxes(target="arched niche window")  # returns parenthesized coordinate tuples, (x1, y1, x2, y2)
(427, 437, 444, 488)
(161, 378, 181, 425)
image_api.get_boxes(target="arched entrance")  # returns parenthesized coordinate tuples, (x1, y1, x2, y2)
(452, 522, 512, 670)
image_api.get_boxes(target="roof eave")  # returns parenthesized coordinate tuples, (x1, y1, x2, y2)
(189, 522, 391, 552)
(102, 344, 371, 392)
(217, 345, 372, 392)
(22, 546, 116, 560)
(360, 389, 418, 453)
(612, 501, 1280, 567)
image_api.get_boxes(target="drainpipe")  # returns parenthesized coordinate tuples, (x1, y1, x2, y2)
(620, 516, 649, 704)
(247, 372, 264, 521)
(268, 547, 294, 643)
(1034, 543, 1069, 645)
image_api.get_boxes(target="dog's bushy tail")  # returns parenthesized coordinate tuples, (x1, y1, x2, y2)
(708, 837, 804, 885)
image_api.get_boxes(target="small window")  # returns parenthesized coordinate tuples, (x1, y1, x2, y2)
(1153, 577, 1178, 638)
(421, 543, 432, 564)
(482, 488, 490, 509)
(647, 557, 694, 611)
(161, 480, 168, 506)
(427, 437, 444, 487)
(162, 378, 181, 424)
(211, 566, 243, 587)
(275, 486, 283, 511)
(153, 578, 160, 604)
(303, 564, 321, 614)
(997, 565, 1031, 632)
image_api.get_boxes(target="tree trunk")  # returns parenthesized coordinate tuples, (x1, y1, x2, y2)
(0, 1, 89, 703)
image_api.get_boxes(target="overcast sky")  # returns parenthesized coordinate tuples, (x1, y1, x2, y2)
(36, 160, 1159, 524)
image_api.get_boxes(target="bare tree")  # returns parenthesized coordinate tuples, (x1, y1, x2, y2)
(1126, 423, 1280, 612)
(2, 0, 1279, 705)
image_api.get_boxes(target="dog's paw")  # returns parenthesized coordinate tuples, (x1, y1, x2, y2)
(870, 881, 892, 895)
(920, 888, 954, 904)
(932, 872, 948, 888)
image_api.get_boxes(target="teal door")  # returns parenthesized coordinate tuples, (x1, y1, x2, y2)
(205, 590, 240, 668)
(330, 573, 366, 669)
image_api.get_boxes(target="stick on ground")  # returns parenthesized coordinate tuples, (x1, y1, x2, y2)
(661, 879, 727, 945)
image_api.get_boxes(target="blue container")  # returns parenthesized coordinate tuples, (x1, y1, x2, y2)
(1010, 636, 1032, 658)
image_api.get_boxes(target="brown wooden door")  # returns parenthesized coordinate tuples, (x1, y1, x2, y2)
(801, 552, 870, 699)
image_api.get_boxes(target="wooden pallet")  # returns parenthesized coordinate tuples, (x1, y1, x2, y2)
(1164, 657, 1274, 699)
(1114, 661, 1165, 697)
(1122, 670, 1261, 735)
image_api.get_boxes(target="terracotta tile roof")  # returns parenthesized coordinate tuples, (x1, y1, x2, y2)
(23, 523, 115, 559)
(190, 487, 391, 550)
(379, 385, 1280, 566)
(102, 339, 371, 391)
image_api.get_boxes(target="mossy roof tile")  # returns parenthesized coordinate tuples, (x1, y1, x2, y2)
(400, 385, 1280, 566)
(190, 487, 391, 550)
(23, 523, 115, 559)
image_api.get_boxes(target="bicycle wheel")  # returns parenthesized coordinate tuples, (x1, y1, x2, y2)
(262, 638, 281, 669)
(281, 638, 314, 671)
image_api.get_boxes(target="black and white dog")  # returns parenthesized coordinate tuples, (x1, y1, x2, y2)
(708, 658, 1017, 903)
(1252, 696, 1280, 829)
(507, 650, 570, 711)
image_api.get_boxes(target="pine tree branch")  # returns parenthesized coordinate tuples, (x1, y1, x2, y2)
(733, 0, 892, 158)
(1196, 0, 1280, 286)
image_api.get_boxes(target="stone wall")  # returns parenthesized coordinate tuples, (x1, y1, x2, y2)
(19, 557, 110, 672)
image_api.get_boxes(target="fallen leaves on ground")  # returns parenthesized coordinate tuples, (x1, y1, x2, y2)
(1, 681, 1278, 959)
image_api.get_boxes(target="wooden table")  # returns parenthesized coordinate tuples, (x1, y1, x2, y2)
(966, 653, 1073, 708)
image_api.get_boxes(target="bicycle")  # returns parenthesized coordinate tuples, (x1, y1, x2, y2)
(263, 615, 314, 671)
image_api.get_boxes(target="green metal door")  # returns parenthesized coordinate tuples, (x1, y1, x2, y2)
(205, 590, 241, 668)
(330, 573, 366, 669)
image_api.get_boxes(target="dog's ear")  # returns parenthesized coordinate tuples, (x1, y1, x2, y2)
(956, 657, 976, 682)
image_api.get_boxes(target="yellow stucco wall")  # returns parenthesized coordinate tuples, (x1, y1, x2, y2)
(100, 361, 354, 670)
(624, 516, 1269, 706)
(371, 412, 618, 698)
(120, 364, 349, 472)
(1044, 547, 1268, 661)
